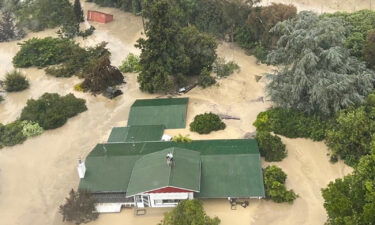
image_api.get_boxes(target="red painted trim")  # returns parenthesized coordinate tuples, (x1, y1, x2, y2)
(146, 186, 191, 193)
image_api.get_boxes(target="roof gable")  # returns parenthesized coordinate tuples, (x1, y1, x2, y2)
(126, 147, 201, 196)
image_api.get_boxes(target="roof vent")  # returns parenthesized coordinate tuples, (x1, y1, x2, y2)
(166, 153, 174, 167)
(77, 158, 86, 179)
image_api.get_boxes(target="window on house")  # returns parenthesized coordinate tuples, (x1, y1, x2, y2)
(154, 199, 162, 205)
(162, 199, 180, 204)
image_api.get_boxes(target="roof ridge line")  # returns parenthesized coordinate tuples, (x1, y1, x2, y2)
(167, 148, 174, 187)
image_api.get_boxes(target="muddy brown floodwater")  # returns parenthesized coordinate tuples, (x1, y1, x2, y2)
(0, 1, 358, 225)
(261, 0, 374, 13)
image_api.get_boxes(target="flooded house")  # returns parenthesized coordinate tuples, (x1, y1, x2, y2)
(77, 98, 265, 213)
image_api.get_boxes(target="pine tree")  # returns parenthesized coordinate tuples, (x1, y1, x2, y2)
(136, 0, 218, 93)
(0, 10, 25, 42)
(266, 11, 375, 115)
(73, 0, 84, 23)
(135, 0, 184, 93)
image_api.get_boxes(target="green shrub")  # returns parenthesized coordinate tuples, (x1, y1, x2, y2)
(256, 131, 287, 162)
(119, 53, 141, 73)
(4, 70, 29, 92)
(74, 83, 84, 92)
(0, 95, 4, 102)
(13, 37, 78, 68)
(172, 134, 192, 143)
(78, 26, 96, 38)
(14, 39, 111, 79)
(253, 108, 330, 141)
(213, 57, 240, 78)
(252, 43, 268, 63)
(198, 69, 216, 88)
(45, 42, 110, 78)
(0, 121, 27, 147)
(20, 93, 87, 130)
(190, 112, 226, 134)
(20, 121, 44, 137)
(264, 165, 298, 203)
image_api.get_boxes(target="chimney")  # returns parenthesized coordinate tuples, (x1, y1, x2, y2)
(77, 158, 86, 179)
(166, 153, 174, 167)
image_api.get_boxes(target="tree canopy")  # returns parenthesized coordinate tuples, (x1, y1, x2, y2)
(324, 10, 375, 60)
(322, 147, 375, 225)
(81, 54, 124, 93)
(266, 11, 375, 115)
(0, 8, 25, 42)
(73, 0, 84, 23)
(159, 199, 220, 225)
(136, 0, 217, 93)
(325, 105, 375, 166)
(59, 189, 98, 225)
(17, 0, 75, 32)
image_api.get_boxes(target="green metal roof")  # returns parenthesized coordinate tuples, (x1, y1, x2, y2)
(79, 155, 139, 192)
(197, 154, 264, 198)
(132, 98, 189, 107)
(126, 148, 201, 196)
(79, 139, 265, 198)
(107, 125, 165, 143)
(127, 98, 188, 129)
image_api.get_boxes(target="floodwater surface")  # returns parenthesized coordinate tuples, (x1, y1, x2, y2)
(0, 1, 357, 225)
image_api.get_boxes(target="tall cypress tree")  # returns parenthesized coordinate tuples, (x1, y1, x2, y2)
(73, 0, 84, 23)
(135, 0, 183, 93)
(136, 0, 218, 93)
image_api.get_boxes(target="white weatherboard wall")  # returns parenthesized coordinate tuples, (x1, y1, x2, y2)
(149, 192, 193, 207)
(95, 202, 135, 213)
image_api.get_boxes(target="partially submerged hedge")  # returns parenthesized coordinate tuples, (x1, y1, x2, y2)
(253, 108, 331, 141)
(0, 121, 27, 148)
(264, 165, 298, 203)
(13, 37, 77, 68)
(12, 38, 123, 95)
(256, 131, 287, 162)
(0, 120, 44, 148)
(190, 113, 226, 134)
(0, 93, 84, 148)
(20, 93, 87, 130)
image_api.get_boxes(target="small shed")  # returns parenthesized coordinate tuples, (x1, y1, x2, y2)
(87, 10, 113, 23)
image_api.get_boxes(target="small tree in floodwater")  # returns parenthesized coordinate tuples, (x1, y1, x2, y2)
(59, 189, 98, 225)
(0, 10, 25, 42)
(81, 54, 124, 93)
